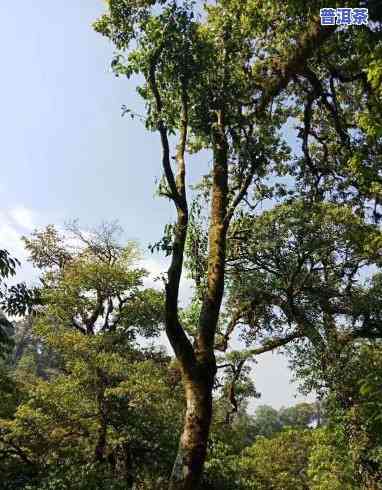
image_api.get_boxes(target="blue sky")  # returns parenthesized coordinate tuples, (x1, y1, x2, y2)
(0, 1, 312, 409)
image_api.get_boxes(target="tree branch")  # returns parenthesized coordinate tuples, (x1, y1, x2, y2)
(256, 18, 336, 114)
(149, 54, 195, 369)
(247, 331, 304, 356)
(148, 56, 183, 211)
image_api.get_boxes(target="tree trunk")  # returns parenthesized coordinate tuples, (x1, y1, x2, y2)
(95, 368, 107, 463)
(169, 363, 215, 490)
(95, 421, 107, 463)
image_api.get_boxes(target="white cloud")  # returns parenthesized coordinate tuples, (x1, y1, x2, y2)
(139, 256, 167, 293)
(9, 207, 35, 231)
(140, 255, 194, 305)
(0, 206, 38, 257)
(0, 222, 26, 260)
(0, 206, 39, 284)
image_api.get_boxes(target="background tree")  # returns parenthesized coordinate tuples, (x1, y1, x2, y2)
(0, 223, 183, 489)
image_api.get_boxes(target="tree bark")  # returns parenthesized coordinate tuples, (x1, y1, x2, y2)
(169, 362, 216, 490)
(169, 109, 228, 489)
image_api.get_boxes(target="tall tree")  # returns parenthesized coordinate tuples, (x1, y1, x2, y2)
(95, 1, 379, 487)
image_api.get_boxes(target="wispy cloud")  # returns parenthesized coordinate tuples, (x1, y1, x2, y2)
(0, 206, 39, 284)
(9, 207, 35, 231)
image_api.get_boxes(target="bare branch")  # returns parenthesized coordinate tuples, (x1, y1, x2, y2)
(246, 331, 303, 356)
(225, 166, 256, 226)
